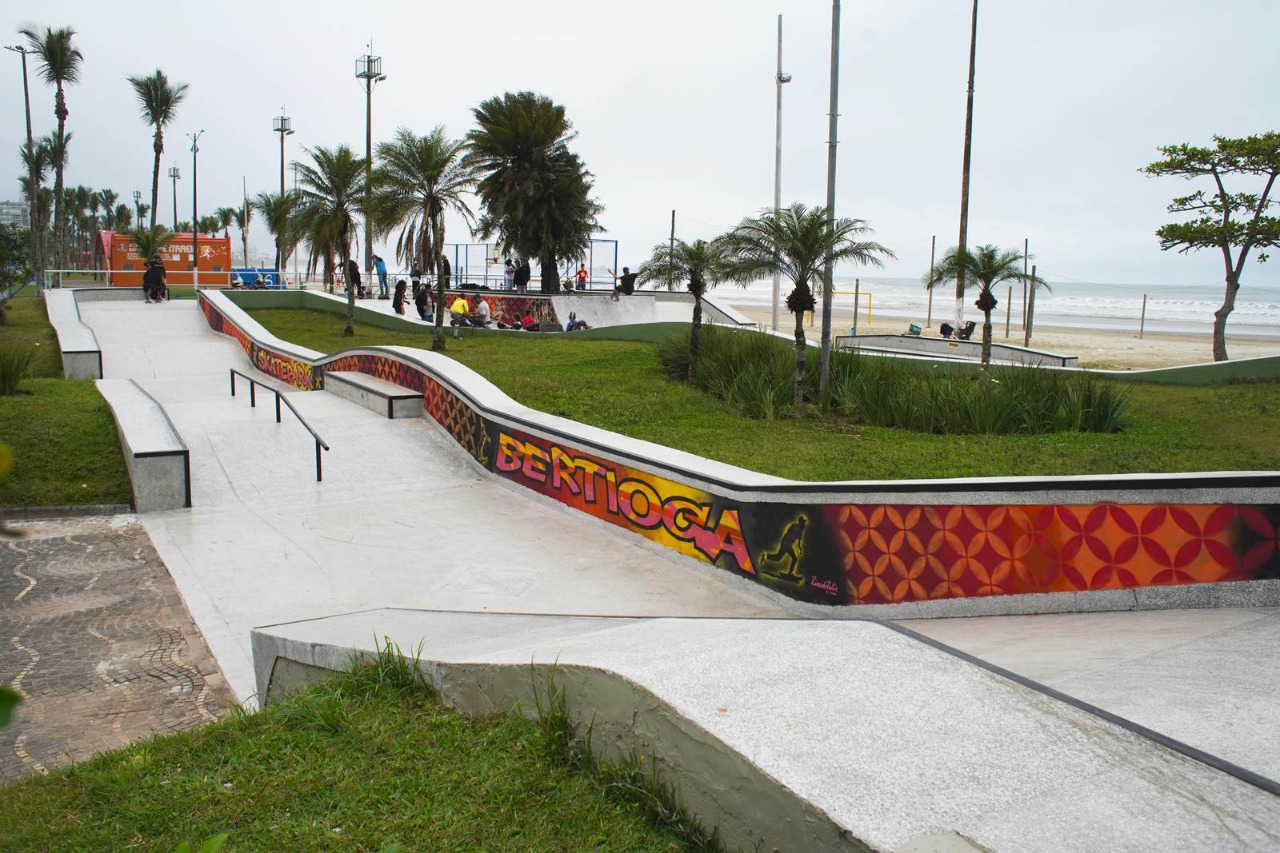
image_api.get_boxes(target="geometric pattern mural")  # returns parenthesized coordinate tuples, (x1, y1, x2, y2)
(200, 293, 1280, 609)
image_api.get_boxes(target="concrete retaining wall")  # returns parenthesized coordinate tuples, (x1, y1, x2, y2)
(95, 378, 191, 512)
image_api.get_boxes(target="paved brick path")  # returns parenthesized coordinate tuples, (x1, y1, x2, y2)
(0, 516, 235, 785)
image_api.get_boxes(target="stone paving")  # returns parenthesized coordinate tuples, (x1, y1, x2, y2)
(0, 515, 235, 785)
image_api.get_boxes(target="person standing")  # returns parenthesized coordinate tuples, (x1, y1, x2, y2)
(439, 253, 452, 290)
(143, 253, 167, 303)
(392, 279, 408, 315)
(374, 255, 389, 299)
(414, 279, 432, 321)
(503, 258, 515, 290)
(575, 263, 589, 290)
(410, 264, 422, 297)
(346, 257, 362, 298)
(514, 259, 531, 294)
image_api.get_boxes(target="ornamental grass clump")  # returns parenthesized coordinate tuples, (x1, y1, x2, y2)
(0, 346, 34, 395)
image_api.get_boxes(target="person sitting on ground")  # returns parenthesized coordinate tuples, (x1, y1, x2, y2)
(414, 280, 432, 321)
(475, 297, 492, 326)
(521, 313, 540, 332)
(565, 311, 591, 332)
(143, 253, 166, 303)
(449, 295, 469, 324)
(393, 279, 408, 315)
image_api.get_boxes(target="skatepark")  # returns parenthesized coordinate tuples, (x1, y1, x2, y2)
(22, 285, 1280, 851)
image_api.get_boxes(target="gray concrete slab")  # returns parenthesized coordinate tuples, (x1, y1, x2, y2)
(77, 299, 785, 706)
(254, 610, 1280, 853)
(900, 607, 1280, 785)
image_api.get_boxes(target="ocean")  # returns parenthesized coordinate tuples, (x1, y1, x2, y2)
(720, 276, 1280, 340)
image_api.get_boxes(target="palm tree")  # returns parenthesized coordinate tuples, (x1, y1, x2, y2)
(197, 214, 222, 236)
(636, 238, 731, 370)
(721, 203, 894, 405)
(923, 244, 1047, 368)
(215, 206, 237, 239)
(19, 137, 50, 278)
(231, 201, 253, 267)
(370, 126, 476, 351)
(113, 203, 133, 230)
(465, 91, 603, 295)
(97, 188, 117, 230)
(127, 223, 173, 262)
(174, 220, 192, 233)
(127, 69, 189, 231)
(21, 26, 84, 269)
(294, 145, 367, 336)
(254, 191, 300, 277)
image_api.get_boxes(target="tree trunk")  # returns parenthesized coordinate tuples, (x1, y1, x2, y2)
(341, 227, 354, 337)
(242, 229, 250, 269)
(53, 88, 67, 271)
(980, 309, 993, 369)
(431, 215, 447, 352)
(792, 309, 806, 406)
(688, 295, 704, 380)
(150, 129, 162, 230)
(539, 252, 558, 294)
(1212, 273, 1239, 361)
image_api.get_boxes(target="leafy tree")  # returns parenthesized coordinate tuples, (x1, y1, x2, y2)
(465, 91, 603, 295)
(1142, 133, 1280, 361)
(254, 191, 300, 276)
(197, 214, 221, 236)
(18, 138, 50, 277)
(637, 237, 731, 370)
(294, 145, 367, 336)
(721, 203, 893, 405)
(231, 201, 253, 267)
(0, 223, 33, 316)
(127, 223, 173, 264)
(214, 206, 237, 239)
(370, 126, 476, 351)
(113, 203, 132, 230)
(20, 25, 83, 269)
(924, 244, 1046, 369)
(127, 69, 188, 231)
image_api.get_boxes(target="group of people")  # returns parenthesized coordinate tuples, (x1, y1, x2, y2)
(501, 258, 533, 293)
(142, 253, 167, 303)
(345, 255, 453, 300)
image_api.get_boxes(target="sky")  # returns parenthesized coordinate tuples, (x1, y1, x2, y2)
(5, 0, 1280, 289)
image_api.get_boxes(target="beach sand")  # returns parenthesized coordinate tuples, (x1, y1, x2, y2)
(722, 302, 1280, 370)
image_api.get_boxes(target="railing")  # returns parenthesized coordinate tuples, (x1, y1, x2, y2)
(229, 368, 330, 482)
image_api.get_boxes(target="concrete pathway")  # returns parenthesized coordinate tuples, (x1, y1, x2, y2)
(77, 298, 783, 706)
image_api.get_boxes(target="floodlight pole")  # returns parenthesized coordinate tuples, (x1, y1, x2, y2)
(273, 110, 295, 274)
(168, 165, 180, 232)
(6, 44, 39, 285)
(190, 130, 204, 291)
(133, 189, 142, 225)
(954, 0, 979, 330)
(818, 0, 841, 395)
(772, 15, 791, 333)
(356, 47, 385, 289)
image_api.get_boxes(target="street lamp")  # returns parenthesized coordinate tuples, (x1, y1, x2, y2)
(132, 189, 142, 224)
(189, 130, 204, 291)
(6, 44, 38, 281)
(771, 16, 792, 333)
(167, 164, 181, 232)
(272, 109, 294, 198)
(355, 46, 386, 287)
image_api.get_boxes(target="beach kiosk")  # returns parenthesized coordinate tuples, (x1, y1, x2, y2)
(94, 230, 233, 288)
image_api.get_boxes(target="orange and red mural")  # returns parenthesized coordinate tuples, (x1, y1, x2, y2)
(200, 293, 1280, 608)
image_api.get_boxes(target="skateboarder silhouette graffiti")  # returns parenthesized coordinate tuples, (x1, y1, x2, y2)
(761, 515, 808, 580)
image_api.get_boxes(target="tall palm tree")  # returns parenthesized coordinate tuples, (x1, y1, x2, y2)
(924, 244, 1047, 368)
(20, 26, 83, 270)
(197, 214, 222, 237)
(127, 69, 189, 231)
(113, 203, 132, 230)
(231, 201, 253, 267)
(721, 202, 894, 405)
(19, 137, 50, 276)
(214, 206, 237, 239)
(636, 237, 731, 370)
(128, 223, 173, 263)
(254, 190, 300, 277)
(294, 145, 367, 336)
(465, 91, 603, 295)
(371, 126, 476, 351)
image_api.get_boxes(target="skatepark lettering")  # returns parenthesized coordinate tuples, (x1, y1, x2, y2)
(251, 346, 319, 390)
(496, 432, 753, 573)
(809, 577, 839, 596)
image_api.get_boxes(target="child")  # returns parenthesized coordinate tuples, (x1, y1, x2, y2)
(392, 280, 408, 315)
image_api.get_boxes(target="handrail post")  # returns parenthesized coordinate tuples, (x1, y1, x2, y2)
(249, 379, 256, 408)
(275, 391, 282, 423)
(315, 440, 323, 482)
(230, 369, 236, 397)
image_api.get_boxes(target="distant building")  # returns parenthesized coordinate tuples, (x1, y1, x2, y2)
(0, 200, 30, 228)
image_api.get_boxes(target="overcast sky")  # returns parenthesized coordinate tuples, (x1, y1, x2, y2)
(6, 0, 1279, 287)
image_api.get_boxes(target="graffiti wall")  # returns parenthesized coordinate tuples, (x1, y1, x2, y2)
(199, 292, 1280, 608)
(445, 294, 558, 327)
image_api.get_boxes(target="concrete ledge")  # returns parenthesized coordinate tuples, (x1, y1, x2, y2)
(44, 290, 103, 379)
(323, 370, 422, 419)
(252, 610, 1280, 853)
(835, 334, 1079, 368)
(95, 379, 191, 512)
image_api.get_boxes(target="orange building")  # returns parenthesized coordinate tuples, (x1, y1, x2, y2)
(95, 231, 233, 287)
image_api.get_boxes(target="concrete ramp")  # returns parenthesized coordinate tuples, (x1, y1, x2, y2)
(550, 292, 659, 328)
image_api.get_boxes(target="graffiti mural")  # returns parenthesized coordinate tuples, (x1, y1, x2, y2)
(446, 294, 557, 327)
(197, 292, 1280, 609)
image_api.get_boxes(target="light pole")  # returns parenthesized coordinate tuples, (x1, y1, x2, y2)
(355, 47, 386, 287)
(771, 16, 791, 333)
(189, 130, 204, 291)
(273, 109, 294, 276)
(6, 44, 39, 283)
(133, 189, 142, 225)
(818, 0, 842, 396)
(292, 162, 301, 288)
(167, 164, 180, 232)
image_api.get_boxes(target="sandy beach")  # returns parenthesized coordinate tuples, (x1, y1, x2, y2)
(722, 302, 1280, 370)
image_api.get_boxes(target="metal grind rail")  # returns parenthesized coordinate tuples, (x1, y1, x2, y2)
(229, 368, 329, 482)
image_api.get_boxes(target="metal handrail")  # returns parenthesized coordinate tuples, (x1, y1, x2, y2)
(229, 368, 330, 482)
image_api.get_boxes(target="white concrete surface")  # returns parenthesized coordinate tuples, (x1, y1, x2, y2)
(43, 289, 102, 378)
(77, 299, 785, 706)
(901, 607, 1280, 784)
(95, 378, 189, 512)
(253, 610, 1280, 853)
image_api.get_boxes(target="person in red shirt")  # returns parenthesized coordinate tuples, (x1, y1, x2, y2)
(575, 264, 588, 290)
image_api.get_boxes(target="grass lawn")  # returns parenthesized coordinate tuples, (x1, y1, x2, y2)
(0, 297, 132, 507)
(245, 307, 1280, 480)
(0, 663, 699, 852)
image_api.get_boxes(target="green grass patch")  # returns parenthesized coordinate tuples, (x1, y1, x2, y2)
(0, 654, 695, 852)
(244, 307, 1280, 480)
(0, 378, 132, 506)
(0, 297, 63, 377)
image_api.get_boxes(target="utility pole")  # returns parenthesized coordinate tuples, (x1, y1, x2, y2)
(6, 44, 39, 285)
(669, 210, 676, 291)
(190, 130, 204, 291)
(772, 15, 791, 332)
(926, 234, 936, 327)
(356, 45, 386, 288)
(953, 0, 979, 330)
(273, 108, 294, 274)
(818, 0, 842, 396)
(168, 164, 180, 231)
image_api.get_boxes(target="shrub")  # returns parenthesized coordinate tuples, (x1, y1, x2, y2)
(0, 346, 34, 395)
